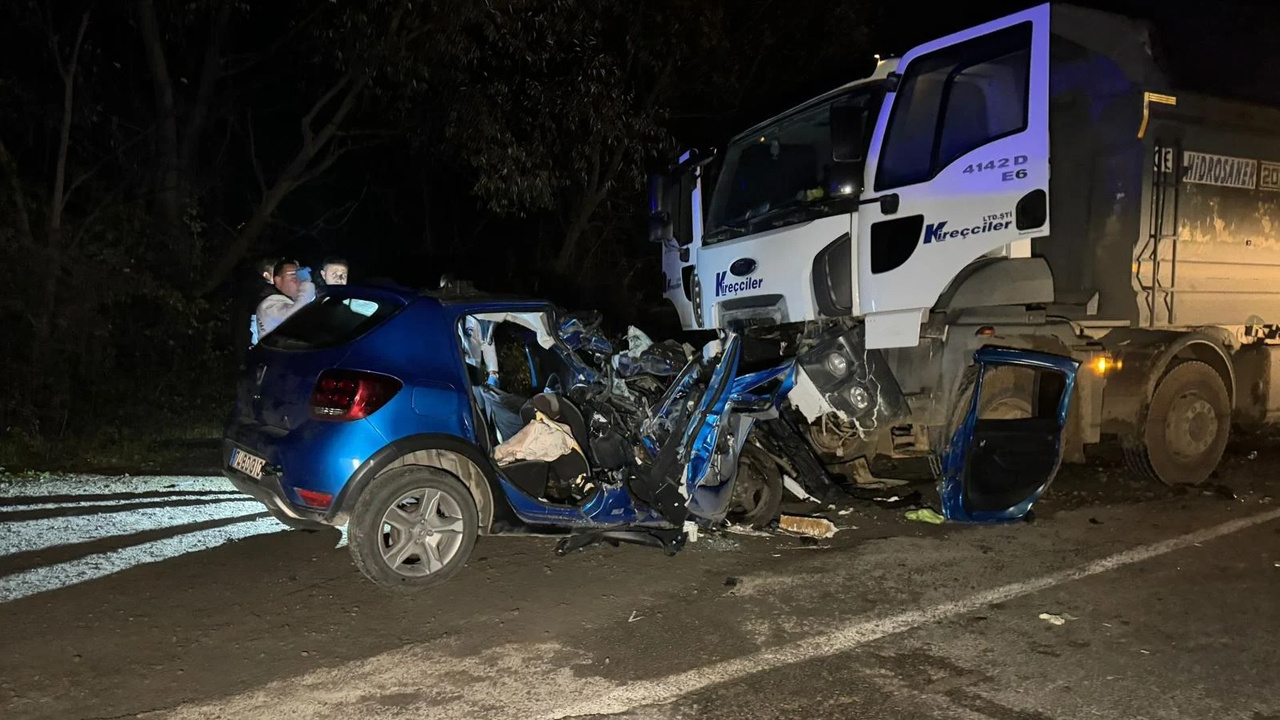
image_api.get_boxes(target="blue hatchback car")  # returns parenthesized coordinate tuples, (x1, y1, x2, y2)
(225, 283, 1080, 590)
(224, 283, 811, 589)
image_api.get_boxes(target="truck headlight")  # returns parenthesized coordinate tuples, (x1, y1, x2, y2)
(825, 352, 849, 379)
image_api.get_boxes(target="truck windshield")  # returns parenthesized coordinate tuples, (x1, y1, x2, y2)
(704, 85, 884, 244)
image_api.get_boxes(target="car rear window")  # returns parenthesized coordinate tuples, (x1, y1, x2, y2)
(261, 295, 403, 350)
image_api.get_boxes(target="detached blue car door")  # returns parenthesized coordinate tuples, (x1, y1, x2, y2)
(939, 346, 1079, 522)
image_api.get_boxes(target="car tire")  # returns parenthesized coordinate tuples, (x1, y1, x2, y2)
(348, 466, 479, 591)
(728, 441, 783, 529)
(1125, 361, 1230, 487)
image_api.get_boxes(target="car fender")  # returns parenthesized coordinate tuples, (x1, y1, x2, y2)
(328, 433, 515, 534)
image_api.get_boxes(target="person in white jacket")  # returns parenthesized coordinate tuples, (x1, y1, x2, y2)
(256, 261, 316, 339)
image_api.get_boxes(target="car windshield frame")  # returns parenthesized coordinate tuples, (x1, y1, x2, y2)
(703, 83, 885, 245)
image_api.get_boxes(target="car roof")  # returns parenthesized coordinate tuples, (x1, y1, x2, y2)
(326, 280, 554, 314)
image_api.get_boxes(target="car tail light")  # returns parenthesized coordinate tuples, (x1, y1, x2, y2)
(310, 369, 402, 421)
(294, 488, 333, 509)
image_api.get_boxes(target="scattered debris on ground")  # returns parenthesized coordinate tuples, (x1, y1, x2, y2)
(1039, 612, 1067, 626)
(778, 515, 838, 539)
(845, 487, 924, 509)
(722, 524, 773, 537)
(689, 535, 739, 552)
(905, 508, 945, 525)
(782, 475, 820, 503)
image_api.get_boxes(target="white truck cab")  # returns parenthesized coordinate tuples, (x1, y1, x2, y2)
(668, 6, 1055, 349)
(659, 59, 899, 334)
(654, 2, 1280, 488)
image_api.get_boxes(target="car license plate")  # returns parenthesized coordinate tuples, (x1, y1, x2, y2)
(230, 448, 267, 480)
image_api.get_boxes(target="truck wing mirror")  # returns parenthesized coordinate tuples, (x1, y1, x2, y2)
(830, 103, 869, 163)
(648, 210, 673, 244)
(647, 172, 673, 243)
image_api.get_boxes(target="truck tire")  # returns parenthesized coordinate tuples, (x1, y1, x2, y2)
(348, 466, 479, 591)
(931, 365, 1035, 476)
(1124, 361, 1230, 486)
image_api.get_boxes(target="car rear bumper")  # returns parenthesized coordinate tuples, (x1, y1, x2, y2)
(222, 415, 391, 523)
(222, 439, 346, 527)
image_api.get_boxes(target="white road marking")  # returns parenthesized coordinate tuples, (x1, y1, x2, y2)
(544, 507, 1280, 719)
(151, 507, 1280, 720)
(0, 501, 267, 556)
(0, 517, 287, 603)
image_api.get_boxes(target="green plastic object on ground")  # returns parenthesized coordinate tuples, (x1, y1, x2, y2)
(905, 508, 945, 524)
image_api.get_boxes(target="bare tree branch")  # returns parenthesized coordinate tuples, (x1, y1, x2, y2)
(220, 4, 326, 78)
(300, 72, 353, 149)
(293, 140, 379, 187)
(270, 186, 367, 236)
(179, 0, 232, 170)
(64, 125, 154, 206)
(246, 112, 267, 198)
(67, 192, 122, 251)
(197, 73, 371, 295)
(136, 0, 182, 227)
(0, 138, 35, 246)
(49, 10, 90, 236)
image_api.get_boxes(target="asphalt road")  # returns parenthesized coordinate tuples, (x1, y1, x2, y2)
(1, 442, 1277, 720)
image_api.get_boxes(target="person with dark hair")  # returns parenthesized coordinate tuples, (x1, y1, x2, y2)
(255, 260, 316, 339)
(236, 256, 283, 358)
(319, 256, 348, 286)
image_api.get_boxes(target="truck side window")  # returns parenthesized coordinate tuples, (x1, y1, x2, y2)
(876, 22, 1032, 191)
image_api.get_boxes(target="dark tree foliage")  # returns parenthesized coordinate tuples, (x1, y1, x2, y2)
(0, 0, 872, 460)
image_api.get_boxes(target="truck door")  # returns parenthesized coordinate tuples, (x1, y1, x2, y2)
(656, 152, 707, 331)
(857, 4, 1051, 349)
(940, 346, 1078, 522)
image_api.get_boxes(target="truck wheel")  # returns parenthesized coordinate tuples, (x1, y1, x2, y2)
(1124, 361, 1230, 486)
(348, 466, 478, 591)
(974, 365, 1036, 419)
(931, 365, 1035, 477)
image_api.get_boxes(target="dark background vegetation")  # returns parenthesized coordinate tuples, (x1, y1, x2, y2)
(1, 0, 1276, 469)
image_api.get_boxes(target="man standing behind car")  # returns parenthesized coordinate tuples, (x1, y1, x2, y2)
(244, 256, 282, 350)
(318, 256, 348, 286)
(256, 260, 316, 339)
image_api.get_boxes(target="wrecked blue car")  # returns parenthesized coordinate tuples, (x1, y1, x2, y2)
(224, 283, 1079, 590)
(223, 283, 802, 589)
